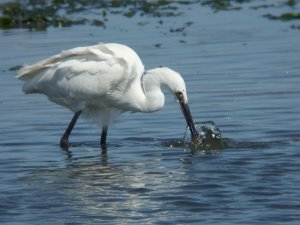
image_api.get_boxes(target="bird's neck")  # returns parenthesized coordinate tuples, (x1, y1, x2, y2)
(139, 68, 167, 112)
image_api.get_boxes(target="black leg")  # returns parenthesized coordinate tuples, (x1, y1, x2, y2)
(60, 110, 82, 149)
(100, 125, 108, 146)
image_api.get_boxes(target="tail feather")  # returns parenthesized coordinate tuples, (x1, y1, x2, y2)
(17, 54, 61, 80)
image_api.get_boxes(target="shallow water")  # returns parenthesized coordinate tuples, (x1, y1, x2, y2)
(1, 1, 300, 224)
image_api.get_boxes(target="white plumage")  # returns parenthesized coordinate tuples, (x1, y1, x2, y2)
(18, 43, 197, 148)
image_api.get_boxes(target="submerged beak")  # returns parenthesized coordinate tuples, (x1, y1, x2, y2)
(176, 92, 198, 139)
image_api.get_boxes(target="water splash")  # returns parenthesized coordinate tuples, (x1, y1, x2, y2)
(184, 121, 223, 153)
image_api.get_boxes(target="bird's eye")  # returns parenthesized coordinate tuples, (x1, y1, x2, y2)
(175, 91, 183, 97)
(175, 91, 184, 103)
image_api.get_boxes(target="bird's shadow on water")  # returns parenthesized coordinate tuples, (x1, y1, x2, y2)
(62, 141, 108, 155)
(154, 137, 278, 153)
(54, 121, 289, 160)
(63, 136, 281, 158)
(61, 121, 287, 158)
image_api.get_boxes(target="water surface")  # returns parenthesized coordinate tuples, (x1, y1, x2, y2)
(1, 2, 300, 224)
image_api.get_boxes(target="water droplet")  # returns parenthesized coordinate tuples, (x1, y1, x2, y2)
(184, 121, 223, 153)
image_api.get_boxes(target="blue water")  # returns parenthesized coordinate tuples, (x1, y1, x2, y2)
(1, 1, 300, 224)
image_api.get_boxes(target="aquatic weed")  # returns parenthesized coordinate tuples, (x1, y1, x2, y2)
(1, 0, 299, 30)
(264, 12, 300, 21)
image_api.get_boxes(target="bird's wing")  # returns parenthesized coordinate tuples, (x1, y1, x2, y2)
(17, 44, 126, 80)
(18, 43, 145, 106)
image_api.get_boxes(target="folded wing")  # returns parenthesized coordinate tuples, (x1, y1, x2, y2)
(17, 43, 145, 111)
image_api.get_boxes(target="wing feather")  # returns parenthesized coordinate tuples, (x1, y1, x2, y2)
(17, 43, 145, 111)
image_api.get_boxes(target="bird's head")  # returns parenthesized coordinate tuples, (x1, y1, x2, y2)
(157, 67, 199, 139)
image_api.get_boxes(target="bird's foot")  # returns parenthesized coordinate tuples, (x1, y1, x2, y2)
(60, 137, 69, 150)
(100, 143, 107, 154)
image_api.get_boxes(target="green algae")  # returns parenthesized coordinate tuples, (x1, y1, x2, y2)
(264, 12, 300, 21)
(0, 0, 183, 30)
(0, 0, 299, 31)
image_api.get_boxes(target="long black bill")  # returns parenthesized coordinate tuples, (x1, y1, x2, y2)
(176, 92, 198, 139)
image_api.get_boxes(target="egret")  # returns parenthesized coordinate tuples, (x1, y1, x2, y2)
(17, 43, 198, 149)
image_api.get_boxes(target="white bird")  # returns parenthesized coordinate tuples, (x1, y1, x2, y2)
(17, 43, 198, 149)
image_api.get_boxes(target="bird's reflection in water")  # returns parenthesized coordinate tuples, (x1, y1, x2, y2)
(27, 143, 179, 223)
(61, 141, 109, 166)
